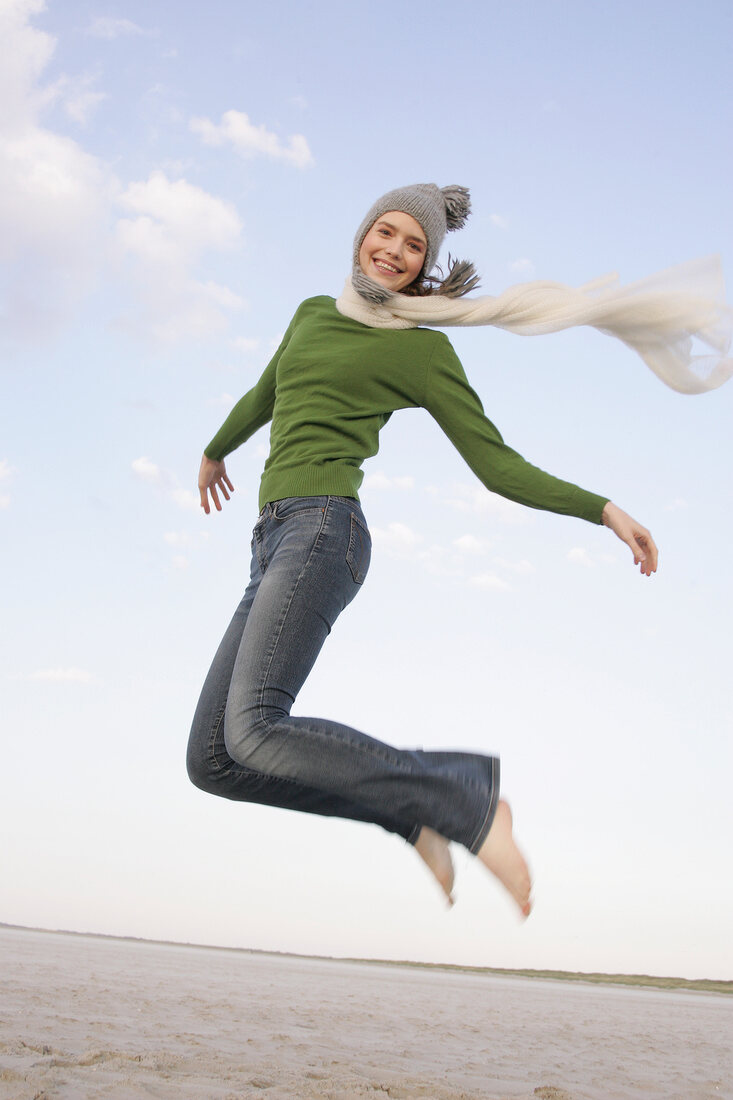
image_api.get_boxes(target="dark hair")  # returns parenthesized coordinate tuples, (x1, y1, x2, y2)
(402, 256, 481, 298)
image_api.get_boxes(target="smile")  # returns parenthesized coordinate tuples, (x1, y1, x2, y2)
(373, 259, 403, 275)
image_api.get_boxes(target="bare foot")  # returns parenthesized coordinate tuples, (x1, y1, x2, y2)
(414, 826, 455, 906)
(477, 800, 532, 917)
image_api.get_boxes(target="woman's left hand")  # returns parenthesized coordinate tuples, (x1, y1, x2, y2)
(198, 454, 234, 514)
(601, 501, 658, 576)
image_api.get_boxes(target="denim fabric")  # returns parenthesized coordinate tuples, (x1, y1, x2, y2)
(186, 495, 499, 853)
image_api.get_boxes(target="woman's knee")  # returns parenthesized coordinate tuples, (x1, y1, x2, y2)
(223, 706, 284, 771)
(186, 714, 234, 793)
(186, 751, 213, 792)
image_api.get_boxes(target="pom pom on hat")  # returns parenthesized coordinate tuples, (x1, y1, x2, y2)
(441, 186, 471, 231)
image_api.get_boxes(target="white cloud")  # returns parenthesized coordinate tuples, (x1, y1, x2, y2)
(190, 109, 313, 169)
(116, 171, 245, 340)
(135, 281, 245, 343)
(0, 495, 10, 509)
(30, 666, 92, 683)
(208, 392, 236, 407)
(171, 488, 199, 512)
(64, 86, 106, 125)
(370, 519, 528, 587)
(132, 458, 200, 512)
(132, 456, 163, 484)
(452, 534, 490, 555)
(370, 525, 463, 579)
(199, 281, 243, 310)
(443, 483, 529, 524)
(665, 497, 688, 511)
(452, 542, 534, 586)
(85, 17, 149, 40)
(0, 0, 54, 132)
(118, 171, 242, 260)
(173, 282, 243, 340)
(568, 546, 619, 569)
(371, 522, 422, 556)
(568, 546, 593, 567)
(363, 471, 415, 491)
(469, 573, 510, 592)
(232, 336, 260, 353)
(489, 213, 509, 230)
(47, 71, 107, 125)
(0, 459, 13, 480)
(164, 532, 209, 571)
(0, 1, 114, 339)
(0, 6, 281, 347)
(510, 258, 536, 278)
(1, 126, 111, 260)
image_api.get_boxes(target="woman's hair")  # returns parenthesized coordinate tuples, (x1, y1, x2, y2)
(402, 255, 481, 298)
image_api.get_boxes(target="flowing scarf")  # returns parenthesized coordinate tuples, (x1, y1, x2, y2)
(335, 255, 733, 395)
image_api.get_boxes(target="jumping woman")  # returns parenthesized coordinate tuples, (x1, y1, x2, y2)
(187, 183, 730, 914)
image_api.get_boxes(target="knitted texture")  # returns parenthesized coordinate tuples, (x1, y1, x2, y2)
(205, 296, 608, 521)
(336, 256, 733, 395)
(352, 183, 470, 304)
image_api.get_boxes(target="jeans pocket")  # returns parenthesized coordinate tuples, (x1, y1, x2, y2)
(271, 497, 327, 521)
(346, 512, 371, 584)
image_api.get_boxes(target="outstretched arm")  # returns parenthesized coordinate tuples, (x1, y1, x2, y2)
(424, 343, 609, 524)
(197, 306, 301, 511)
(198, 454, 234, 515)
(601, 501, 658, 576)
(422, 342, 660, 571)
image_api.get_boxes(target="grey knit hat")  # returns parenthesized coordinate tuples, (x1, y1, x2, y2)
(352, 183, 472, 303)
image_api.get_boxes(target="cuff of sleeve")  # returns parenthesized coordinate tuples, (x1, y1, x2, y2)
(592, 496, 610, 524)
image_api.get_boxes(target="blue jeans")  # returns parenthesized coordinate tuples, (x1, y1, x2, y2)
(186, 496, 499, 853)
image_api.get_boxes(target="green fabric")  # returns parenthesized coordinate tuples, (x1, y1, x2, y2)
(205, 296, 608, 521)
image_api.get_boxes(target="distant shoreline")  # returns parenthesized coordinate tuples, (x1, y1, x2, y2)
(3, 921, 731, 996)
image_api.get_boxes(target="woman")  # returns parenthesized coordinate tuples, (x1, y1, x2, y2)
(187, 183, 661, 917)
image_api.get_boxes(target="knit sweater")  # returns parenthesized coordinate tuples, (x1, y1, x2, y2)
(205, 296, 608, 522)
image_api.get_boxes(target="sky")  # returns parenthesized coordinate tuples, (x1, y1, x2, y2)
(1, 0, 732, 979)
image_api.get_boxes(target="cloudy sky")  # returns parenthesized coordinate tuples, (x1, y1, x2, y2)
(2, 0, 732, 979)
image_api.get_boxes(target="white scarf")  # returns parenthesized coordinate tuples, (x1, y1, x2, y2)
(335, 255, 733, 395)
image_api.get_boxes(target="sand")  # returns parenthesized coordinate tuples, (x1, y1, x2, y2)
(1, 926, 731, 1100)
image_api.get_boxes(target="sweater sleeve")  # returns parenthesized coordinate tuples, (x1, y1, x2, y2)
(204, 307, 301, 462)
(422, 337, 609, 524)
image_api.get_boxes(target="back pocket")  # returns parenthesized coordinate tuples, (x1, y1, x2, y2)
(346, 512, 371, 584)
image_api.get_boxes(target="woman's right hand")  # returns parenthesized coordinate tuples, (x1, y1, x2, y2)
(198, 454, 234, 515)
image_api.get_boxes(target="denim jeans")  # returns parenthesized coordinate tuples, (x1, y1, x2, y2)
(186, 495, 499, 853)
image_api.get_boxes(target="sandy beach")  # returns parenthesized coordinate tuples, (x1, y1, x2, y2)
(1, 926, 731, 1100)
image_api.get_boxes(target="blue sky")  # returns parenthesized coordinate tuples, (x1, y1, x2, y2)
(2, 0, 732, 978)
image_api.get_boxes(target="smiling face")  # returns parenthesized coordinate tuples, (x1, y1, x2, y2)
(358, 210, 427, 292)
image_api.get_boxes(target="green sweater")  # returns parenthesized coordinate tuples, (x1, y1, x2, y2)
(205, 295, 608, 522)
